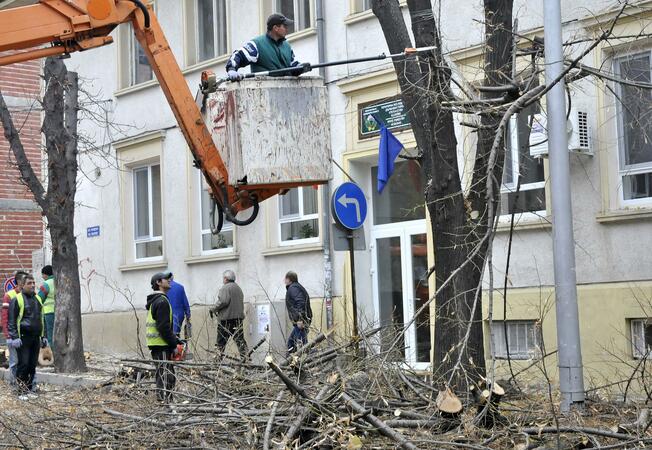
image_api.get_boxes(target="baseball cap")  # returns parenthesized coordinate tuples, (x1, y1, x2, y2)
(267, 13, 294, 28)
(150, 271, 171, 288)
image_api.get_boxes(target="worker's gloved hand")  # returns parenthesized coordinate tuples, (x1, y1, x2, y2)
(8, 338, 22, 349)
(41, 337, 48, 348)
(227, 70, 243, 81)
(290, 63, 310, 76)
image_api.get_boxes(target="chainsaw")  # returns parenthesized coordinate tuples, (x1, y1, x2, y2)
(171, 341, 187, 362)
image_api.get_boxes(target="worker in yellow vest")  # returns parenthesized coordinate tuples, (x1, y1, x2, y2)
(2, 271, 28, 382)
(146, 272, 182, 403)
(7, 274, 47, 399)
(37, 265, 55, 348)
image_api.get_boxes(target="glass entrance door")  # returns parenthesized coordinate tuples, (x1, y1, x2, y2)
(372, 223, 431, 369)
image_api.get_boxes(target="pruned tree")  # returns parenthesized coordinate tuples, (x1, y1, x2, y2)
(371, 0, 515, 390)
(0, 57, 86, 372)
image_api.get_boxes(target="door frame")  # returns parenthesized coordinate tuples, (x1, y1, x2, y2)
(370, 219, 429, 370)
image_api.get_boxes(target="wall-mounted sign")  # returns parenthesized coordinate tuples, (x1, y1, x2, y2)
(87, 226, 100, 238)
(359, 96, 410, 139)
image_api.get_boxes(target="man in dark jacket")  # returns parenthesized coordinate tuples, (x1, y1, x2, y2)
(284, 271, 312, 353)
(225, 13, 306, 80)
(146, 272, 182, 403)
(210, 270, 248, 360)
(7, 274, 46, 399)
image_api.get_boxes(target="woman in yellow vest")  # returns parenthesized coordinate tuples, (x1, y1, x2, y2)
(37, 265, 55, 348)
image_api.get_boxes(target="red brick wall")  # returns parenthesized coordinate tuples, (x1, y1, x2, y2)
(0, 57, 44, 282)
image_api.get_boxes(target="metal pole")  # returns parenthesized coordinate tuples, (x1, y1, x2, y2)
(315, 0, 334, 331)
(543, 0, 585, 412)
(348, 233, 359, 339)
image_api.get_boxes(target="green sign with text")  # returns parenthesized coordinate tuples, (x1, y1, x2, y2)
(359, 97, 410, 138)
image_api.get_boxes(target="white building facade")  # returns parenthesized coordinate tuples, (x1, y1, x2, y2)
(67, 0, 652, 390)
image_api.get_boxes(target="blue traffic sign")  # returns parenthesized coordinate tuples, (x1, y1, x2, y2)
(4, 277, 16, 293)
(332, 182, 367, 230)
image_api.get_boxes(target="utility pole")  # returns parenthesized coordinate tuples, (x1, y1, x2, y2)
(543, 0, 585, 412)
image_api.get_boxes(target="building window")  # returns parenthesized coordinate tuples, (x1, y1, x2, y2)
(273, 0, 311, 33)
(353, 0, 372, 13)
(490, 321, 540, 360)
(372, 160, 425, 225)
(631, 319, 652, 359)
(501, 115, 546, 216)
(119, 3, 158, 89)
(185, 0, 228, 66)
(199, 172, 233, 253)
(279, 186, 319, 245)
(133, 164, 163, 260)
(614, 52, 652, 202)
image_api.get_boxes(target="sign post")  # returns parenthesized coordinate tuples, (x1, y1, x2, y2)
(331, 182, 367, 339)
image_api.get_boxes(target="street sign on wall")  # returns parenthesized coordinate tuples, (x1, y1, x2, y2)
(332, 182, 367, 230)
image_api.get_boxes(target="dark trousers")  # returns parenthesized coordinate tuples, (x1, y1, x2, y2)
(287, 324, 308, 354)
(16, 334, 40, 394)
(216, 319, 248, 358)
(150, 348, 176, 403)
(44, 313, 55, 349)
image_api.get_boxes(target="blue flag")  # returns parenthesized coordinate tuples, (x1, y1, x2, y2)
(377, 124, 404, 193)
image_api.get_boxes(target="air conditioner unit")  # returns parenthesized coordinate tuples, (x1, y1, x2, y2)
(524, 109, 592, 157)
(568, 109, 592, 156)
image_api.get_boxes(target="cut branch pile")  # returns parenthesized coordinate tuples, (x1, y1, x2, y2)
(0, 329, 650, 449)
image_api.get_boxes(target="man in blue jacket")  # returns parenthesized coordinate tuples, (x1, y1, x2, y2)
(225, 13, 307, 80)
(162, 271, 190, 337)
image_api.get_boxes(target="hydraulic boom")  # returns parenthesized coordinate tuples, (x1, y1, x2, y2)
(0, 0, 316, 231)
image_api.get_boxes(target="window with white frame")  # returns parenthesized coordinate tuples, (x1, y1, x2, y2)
(118, 2, 158, 89)
(133, 164, 163, 260)
(279, 187, 319, 244)
(500, 113, 547, 216)
(614, 52, 652, 202)
(273, 0, 311, 33)
(490, 321, 541, 360)
(631, 319, 652, 359)
(185, 0, 228, 66)
(199, 172, 233, 253)
(353, 0, 372, 13)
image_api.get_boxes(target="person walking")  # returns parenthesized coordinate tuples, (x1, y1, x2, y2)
(164, 271, 191, 337)
(37, 265, 55, 348)
(2, 270, 28, 382)
(146, 272, 182, 404)
(7, 274, 46, 399)
(225, 13, 306, 80)
(284, 271, 312, 354)
(210, 270, 248, 360)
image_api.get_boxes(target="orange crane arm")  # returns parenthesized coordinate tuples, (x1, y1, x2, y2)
(0, 0, 297, 229)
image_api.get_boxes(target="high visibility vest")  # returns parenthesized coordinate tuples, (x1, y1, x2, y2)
(42, 277, 56, 314)
(7, 289, 18, 301)
(146, 295, 172, 347)
(16, 293, 44, 339)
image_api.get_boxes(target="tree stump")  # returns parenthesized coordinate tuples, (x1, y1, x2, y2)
(436, 388, 463, 432)
(471, 378, 505, 428)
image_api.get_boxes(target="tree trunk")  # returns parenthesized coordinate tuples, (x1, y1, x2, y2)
(41, 58, 87, 372)
(372, 0, 514, 390)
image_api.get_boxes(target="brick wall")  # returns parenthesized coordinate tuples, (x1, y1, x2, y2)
(0, 57, 44, 282)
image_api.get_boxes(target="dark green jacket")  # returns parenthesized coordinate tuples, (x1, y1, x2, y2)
(226, 33, 299, 74)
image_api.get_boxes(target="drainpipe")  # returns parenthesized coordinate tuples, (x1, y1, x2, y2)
(316, 0, 333, 330)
